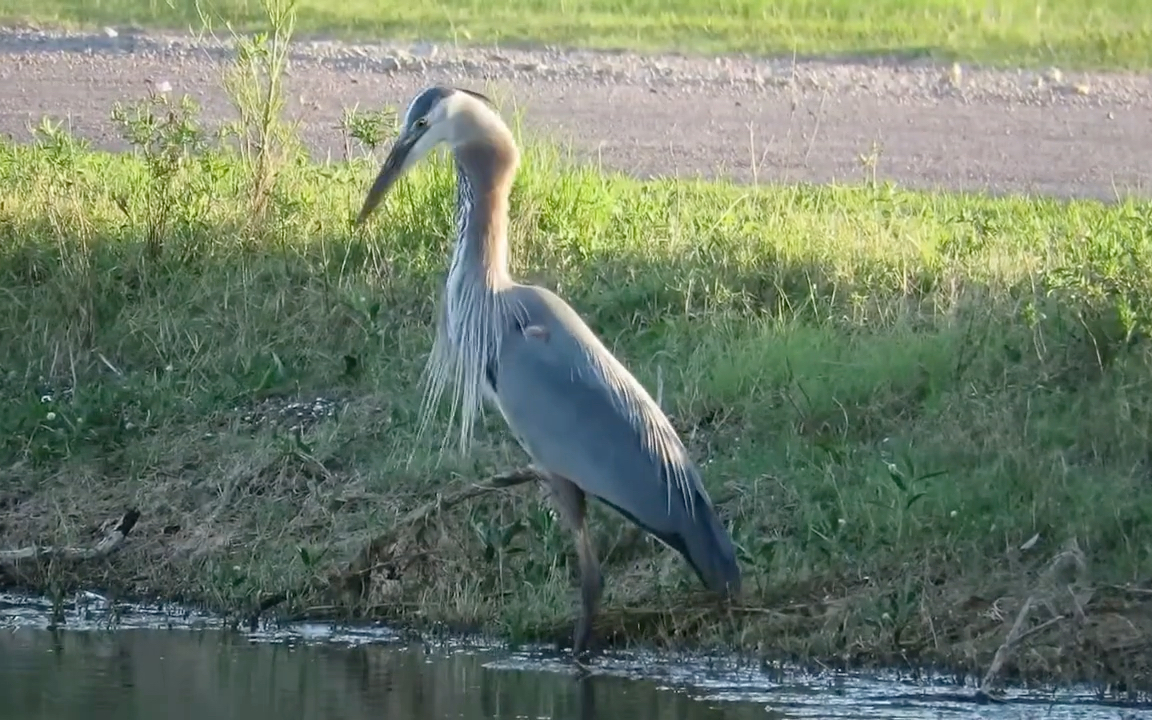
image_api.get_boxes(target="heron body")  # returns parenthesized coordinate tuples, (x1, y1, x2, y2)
(356, 86, 742, 660)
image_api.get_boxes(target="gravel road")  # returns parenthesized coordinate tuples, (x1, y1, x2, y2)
(1, 26, 1150, 201)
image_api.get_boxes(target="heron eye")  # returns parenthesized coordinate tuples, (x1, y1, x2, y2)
(415, 117, 429, 128)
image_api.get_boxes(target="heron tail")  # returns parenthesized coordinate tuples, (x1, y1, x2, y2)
(603, 484, 742, 599)
(676, 489, 742, 599)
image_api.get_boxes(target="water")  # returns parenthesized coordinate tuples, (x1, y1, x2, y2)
(0, 593, 1145, 720)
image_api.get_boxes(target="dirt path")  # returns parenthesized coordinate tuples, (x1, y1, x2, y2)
(1, 27, 1150, 200)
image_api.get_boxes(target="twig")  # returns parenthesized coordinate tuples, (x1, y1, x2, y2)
(0, 509, 142, 565)
(379, 468, 540, 536)
(342, 468, 541, 584)
(977, 595, 1037, 699)
(1010, 615, 1065, 646)
(979, 607, 1068, 701)
(97, 351, 124, 377)
(976, 540, 1090, 699)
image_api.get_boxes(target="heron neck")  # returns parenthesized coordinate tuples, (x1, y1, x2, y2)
(452, 140, 517, 290)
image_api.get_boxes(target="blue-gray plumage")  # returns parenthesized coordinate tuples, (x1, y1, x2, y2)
(355, 85, 742, 662)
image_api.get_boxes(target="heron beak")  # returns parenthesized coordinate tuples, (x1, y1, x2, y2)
(355, 127, 422, 226)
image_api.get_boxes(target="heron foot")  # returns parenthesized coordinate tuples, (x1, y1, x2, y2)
(572, 654, 594, 676)
(572, 562, 603, 664)
(573, 613, 595, 663)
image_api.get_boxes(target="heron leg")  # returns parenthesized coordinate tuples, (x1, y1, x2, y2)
(544, 473, 603, 663)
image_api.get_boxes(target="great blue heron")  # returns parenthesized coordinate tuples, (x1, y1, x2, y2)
(355, 86, 742, 661)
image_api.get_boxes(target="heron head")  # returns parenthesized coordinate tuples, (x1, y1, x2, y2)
(355, 85, 496, 226)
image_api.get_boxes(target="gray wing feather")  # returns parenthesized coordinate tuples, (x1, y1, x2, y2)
(493, 287, 741, 597)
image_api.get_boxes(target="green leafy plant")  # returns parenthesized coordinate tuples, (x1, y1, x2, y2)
(338, 104, 398, 160)
(203, 0, 304, 229)
(111, 90, 207, 259)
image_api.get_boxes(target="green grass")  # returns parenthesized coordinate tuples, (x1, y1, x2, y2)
(1, 0, 1150, 71)
(1, 88, 1152, 690)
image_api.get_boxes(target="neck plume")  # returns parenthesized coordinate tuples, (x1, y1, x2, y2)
(414, 132, 520, 460)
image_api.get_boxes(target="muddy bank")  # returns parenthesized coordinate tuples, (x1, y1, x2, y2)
(1, 479, 1150, 699)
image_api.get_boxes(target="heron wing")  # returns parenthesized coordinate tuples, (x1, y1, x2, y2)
(492, 286, 741, 595)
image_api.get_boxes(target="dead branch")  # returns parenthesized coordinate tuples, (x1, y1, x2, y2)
(976, 541, 1088, 699)
(339, 468, 541, 584)
(245, 467, 542, 629)
(1110, 584, 1152, 597)
(0, 509, 142, 565)
(977, 595, 1068, 700)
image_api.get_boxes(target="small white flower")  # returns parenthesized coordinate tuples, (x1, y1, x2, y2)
(46, 412, 56, 421)
(949, 510, 957, 518)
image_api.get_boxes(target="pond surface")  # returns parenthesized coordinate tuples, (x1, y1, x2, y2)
(0, 593, 1144, 720)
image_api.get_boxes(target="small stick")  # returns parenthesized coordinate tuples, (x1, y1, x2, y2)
(977, 596, 1067, 699)
(0, 509, 141, 564)
(977, 595, 1036, 699)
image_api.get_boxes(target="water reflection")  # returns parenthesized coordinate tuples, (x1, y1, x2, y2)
(0, 629, 762, 720)
(0, 593, 1146, 720)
